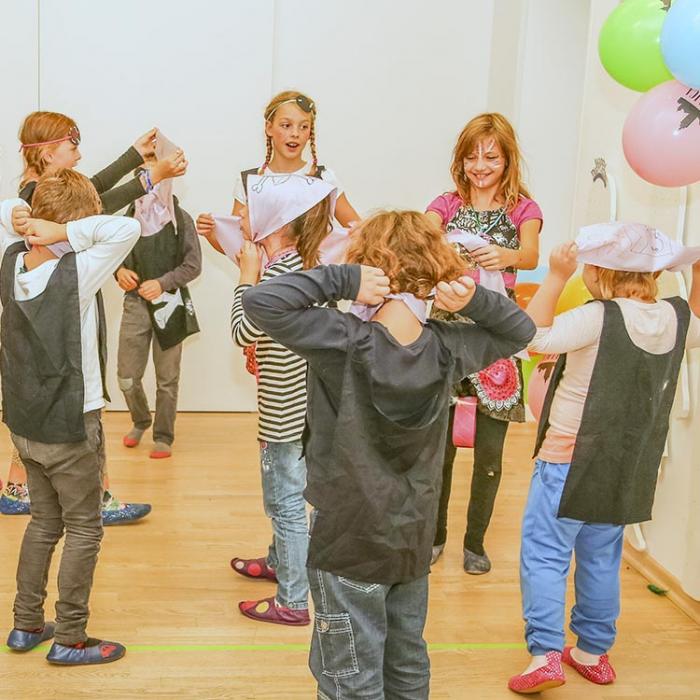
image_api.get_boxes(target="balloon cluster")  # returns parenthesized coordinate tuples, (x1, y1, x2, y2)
(599, 0, 700, 187)
(515, 273, 592, 420)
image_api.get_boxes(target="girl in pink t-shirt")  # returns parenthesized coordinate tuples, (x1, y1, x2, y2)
(426, 113, 542, 574)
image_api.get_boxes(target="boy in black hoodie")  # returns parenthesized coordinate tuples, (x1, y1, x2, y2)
(243, 210, 535, 699)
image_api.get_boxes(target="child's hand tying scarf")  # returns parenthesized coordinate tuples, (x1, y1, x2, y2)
(434, 276, 477, 313)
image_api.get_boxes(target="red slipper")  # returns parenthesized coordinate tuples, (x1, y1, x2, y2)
(562, 646, 616, 685)
(230, 557, 278, 582)
(508, 651, 566, 694)
(238, 597, 310, 626)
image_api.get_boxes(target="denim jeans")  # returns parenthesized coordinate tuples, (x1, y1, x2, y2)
(260, 440, 309, 610)
(520, 459, 624, 655)
(11, 411, 105, 645)
(308, 567, 430, 700)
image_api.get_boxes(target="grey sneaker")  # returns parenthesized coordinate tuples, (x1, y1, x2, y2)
(430, 544, 445, 565)
(463, 548, 491, 575)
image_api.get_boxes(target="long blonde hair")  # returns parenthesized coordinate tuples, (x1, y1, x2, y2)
(18, 111, 78, 188)
(346, 211, 466, 298)
(260, 90, 319, 175)
(451, 113, 531, 212)
(288, 195, 333, 269)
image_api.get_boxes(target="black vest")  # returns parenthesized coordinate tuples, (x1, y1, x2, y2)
(124, 199, 199, 350)
(240, 165, 326, 198)
(19, 181, 110, 401)
(0, 242, 87, 442)
(534, 298, 690, 525)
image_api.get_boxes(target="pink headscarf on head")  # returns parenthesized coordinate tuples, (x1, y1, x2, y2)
(576, 222, 700, 272)
(133, 130, 180, 237)
(212, 173, 343, 267)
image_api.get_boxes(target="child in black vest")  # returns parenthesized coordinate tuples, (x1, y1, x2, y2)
(508, 228, 700, 694)
(242, 210, 535, 699)
(115, 137, 201, 459)
(1, 111, 185, 522)
(1, 169, 141, 665)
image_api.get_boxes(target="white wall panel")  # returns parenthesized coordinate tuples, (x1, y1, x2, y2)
(271, 0, 496, 214)
(0, 1, 38, 199)
(38, 0, 275, 411)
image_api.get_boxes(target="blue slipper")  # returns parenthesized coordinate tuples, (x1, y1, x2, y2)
(46, 638, 126, 665)
(0, 492, 31, 516)
(102, 502, 152, 526)
(6, 622, 55, 651)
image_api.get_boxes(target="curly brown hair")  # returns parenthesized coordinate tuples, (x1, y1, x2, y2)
(346, 211, 467, 298)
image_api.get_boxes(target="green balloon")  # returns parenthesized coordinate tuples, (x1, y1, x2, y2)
(521, 355, 540, 404)
(598, 0, 674, 92)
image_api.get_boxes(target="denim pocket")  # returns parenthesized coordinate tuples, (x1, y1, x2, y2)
(315, 612, 359, 678)
(338, 577, 381, 594)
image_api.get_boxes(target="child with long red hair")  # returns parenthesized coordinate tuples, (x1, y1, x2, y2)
(426, 113, 543, 574)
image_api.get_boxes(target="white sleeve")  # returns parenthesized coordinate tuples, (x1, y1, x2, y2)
(0, 198, 30, 258)
(232, 174, 247, 206)
(68, 215, 141, 310)
(320, 167, 344, 196)
(528, 302, 604, 355)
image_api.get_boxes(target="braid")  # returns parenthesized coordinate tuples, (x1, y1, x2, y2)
(309, 121, 319, 176)
(260, 135, 273, 175)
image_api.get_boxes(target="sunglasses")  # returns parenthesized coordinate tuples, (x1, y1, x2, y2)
(20, 125, 81, 151)
(267, 95, 316, 120)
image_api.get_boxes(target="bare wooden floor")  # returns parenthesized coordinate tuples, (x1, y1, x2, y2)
(0, 413, 698, 699)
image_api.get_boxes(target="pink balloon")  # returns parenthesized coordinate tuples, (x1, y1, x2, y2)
(527, 358, 557, 422)
(623, 80, 700, 187)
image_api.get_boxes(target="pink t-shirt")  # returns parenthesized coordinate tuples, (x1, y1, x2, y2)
(426, 191, 543, 232)
(426, 192, 543, 288)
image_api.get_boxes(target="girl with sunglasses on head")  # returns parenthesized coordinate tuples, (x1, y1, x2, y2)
(0, 110, 187, 524)
(426, 113, 542, 574)
(196, 89, 359, 244)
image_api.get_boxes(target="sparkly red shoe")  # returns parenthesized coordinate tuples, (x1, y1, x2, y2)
(230, 556, 278, 582)
(562, 646, 616, 685)
(508, 651, 566, 694)
(238, 596, 310, 626)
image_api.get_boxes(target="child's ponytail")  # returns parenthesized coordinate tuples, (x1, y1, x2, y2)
(289, 195, 333, 270)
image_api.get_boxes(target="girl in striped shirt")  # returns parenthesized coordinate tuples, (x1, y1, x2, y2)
(229, 174, 335, 625)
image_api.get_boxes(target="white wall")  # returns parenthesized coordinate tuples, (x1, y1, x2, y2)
(0, 0, 497, 411)
(0, 2, 38, 200)
(487, 0, 591, 255)
(572, 0, 700, 600)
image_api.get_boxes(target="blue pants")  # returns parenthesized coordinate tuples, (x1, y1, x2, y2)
(520, 459, 624, 656)
(260, 440, 309, 610)
(308, 567, 430, 700)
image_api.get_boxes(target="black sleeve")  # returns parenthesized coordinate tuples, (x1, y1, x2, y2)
(241, 264, 362, 362)
(90, 147, 147, 214)
(430, 285, 536, 380)
(156, 210, 202, 291)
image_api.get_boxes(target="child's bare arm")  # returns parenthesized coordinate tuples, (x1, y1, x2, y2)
(526, 242, 579, 327)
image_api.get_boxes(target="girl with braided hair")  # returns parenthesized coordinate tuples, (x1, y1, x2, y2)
(198, 90, 357, 235)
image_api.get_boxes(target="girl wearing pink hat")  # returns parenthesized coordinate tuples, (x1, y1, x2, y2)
(509, 226, 700, 694)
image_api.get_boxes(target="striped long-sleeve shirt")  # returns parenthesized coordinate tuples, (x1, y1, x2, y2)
(230, 251, 308, 442)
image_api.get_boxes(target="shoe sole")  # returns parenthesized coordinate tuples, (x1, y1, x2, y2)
(510, 679, 565, 694)
(149, 453, 171, 459)
(239, 608, 310, 626)
(47, 650, 126, 666)
(562, 659, 616, 685)
(464, 568, 491, 575)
